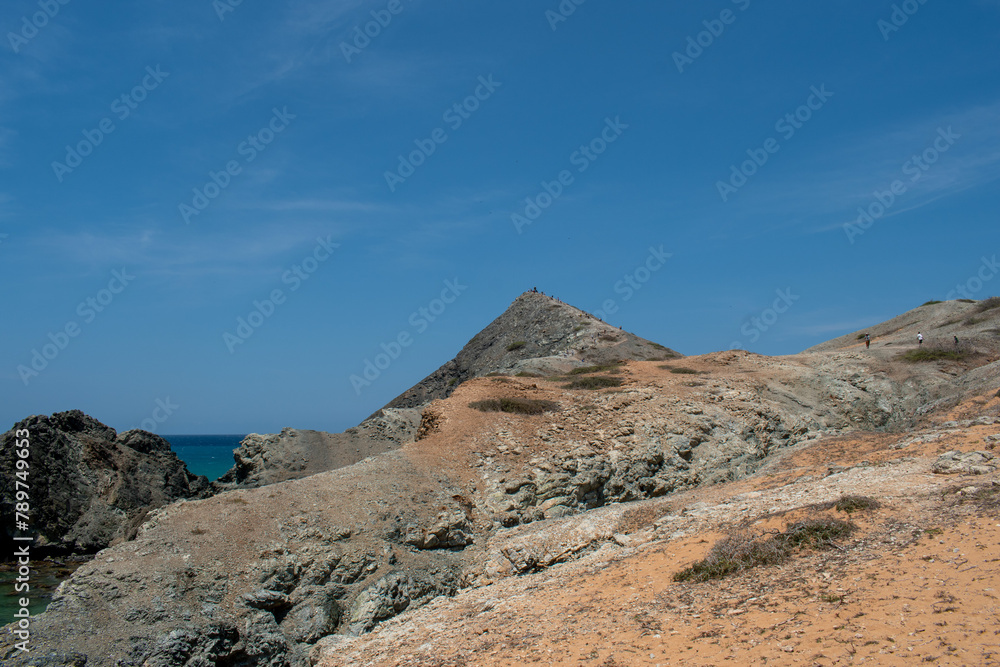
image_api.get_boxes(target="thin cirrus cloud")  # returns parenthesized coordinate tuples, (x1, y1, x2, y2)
(717, 99, 1000, 237)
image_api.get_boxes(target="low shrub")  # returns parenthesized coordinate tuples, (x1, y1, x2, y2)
(561, 376, 623, 390)
(674, 518, 855, 583)
(922, 300, 943, 306)
(506, 341, 527, 351)
(664, 366, 702, 375)
(568, 362, 622, 375)
(468, 397, 559, 415)
(834, 495, 880, 514)
(899, 348, 972, 363)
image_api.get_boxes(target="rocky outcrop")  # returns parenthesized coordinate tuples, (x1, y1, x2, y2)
(216, 408, 422, 489)
(0, 410, 211, 556)
(932, 450, 997, 475)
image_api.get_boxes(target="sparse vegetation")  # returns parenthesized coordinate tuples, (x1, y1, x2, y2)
(974, 296, 1000, 313)
(899, 348, 972, 363)
(856, 334, 867, 340)
(562, 376, 623, 390)
(568, 362, 622, 375)
(225, 496, 249, 505)
(662, 366, 703, 375)
(673, 518, 855, 583)
(506, 341, 527, 351)
(447, 378, 458, 387)
(950, 483, 1000, 510)
(835, 495, 880, 515)
(515, 371, 542, 378)
(468, 397, 559, 415)
(957, 298, 976, 303)
(598, 333, 619, 342)
(922, 300, 943, 306)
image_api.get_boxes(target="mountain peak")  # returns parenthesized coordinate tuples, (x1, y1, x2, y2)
(382, 290, 680, 410)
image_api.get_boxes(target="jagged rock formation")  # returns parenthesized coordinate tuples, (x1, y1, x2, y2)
(219, 292, 679, 488)
(0, 410, 211, 556)
(2, 298, 999, 666)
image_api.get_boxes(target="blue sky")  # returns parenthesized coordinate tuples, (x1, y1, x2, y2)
(2, 0, 999, 434)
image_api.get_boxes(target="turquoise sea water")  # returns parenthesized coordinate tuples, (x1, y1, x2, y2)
(1, 435, 245, 627)
(164, 433, 247, 481)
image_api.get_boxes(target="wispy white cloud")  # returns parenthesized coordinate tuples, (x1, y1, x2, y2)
(720, 99, 1000, 238)
(32, 223, 339, 282)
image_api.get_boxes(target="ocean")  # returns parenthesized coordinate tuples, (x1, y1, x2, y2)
(1, 434, 246, 627)
(163, 433, 247, 481)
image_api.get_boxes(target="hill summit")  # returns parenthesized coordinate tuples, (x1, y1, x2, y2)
(383, 290, 680, 410)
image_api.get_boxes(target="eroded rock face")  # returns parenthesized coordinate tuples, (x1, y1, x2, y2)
(0, 410, 211, 556)
(216, 409, 423, 489)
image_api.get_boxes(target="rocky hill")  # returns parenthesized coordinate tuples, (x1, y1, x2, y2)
(382, 290, 679, 409)
(0, 410, 211, 556)
(218, 291, 680, 488)
(806, 297, 1000, 355)
(4, 298, 999, 665)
